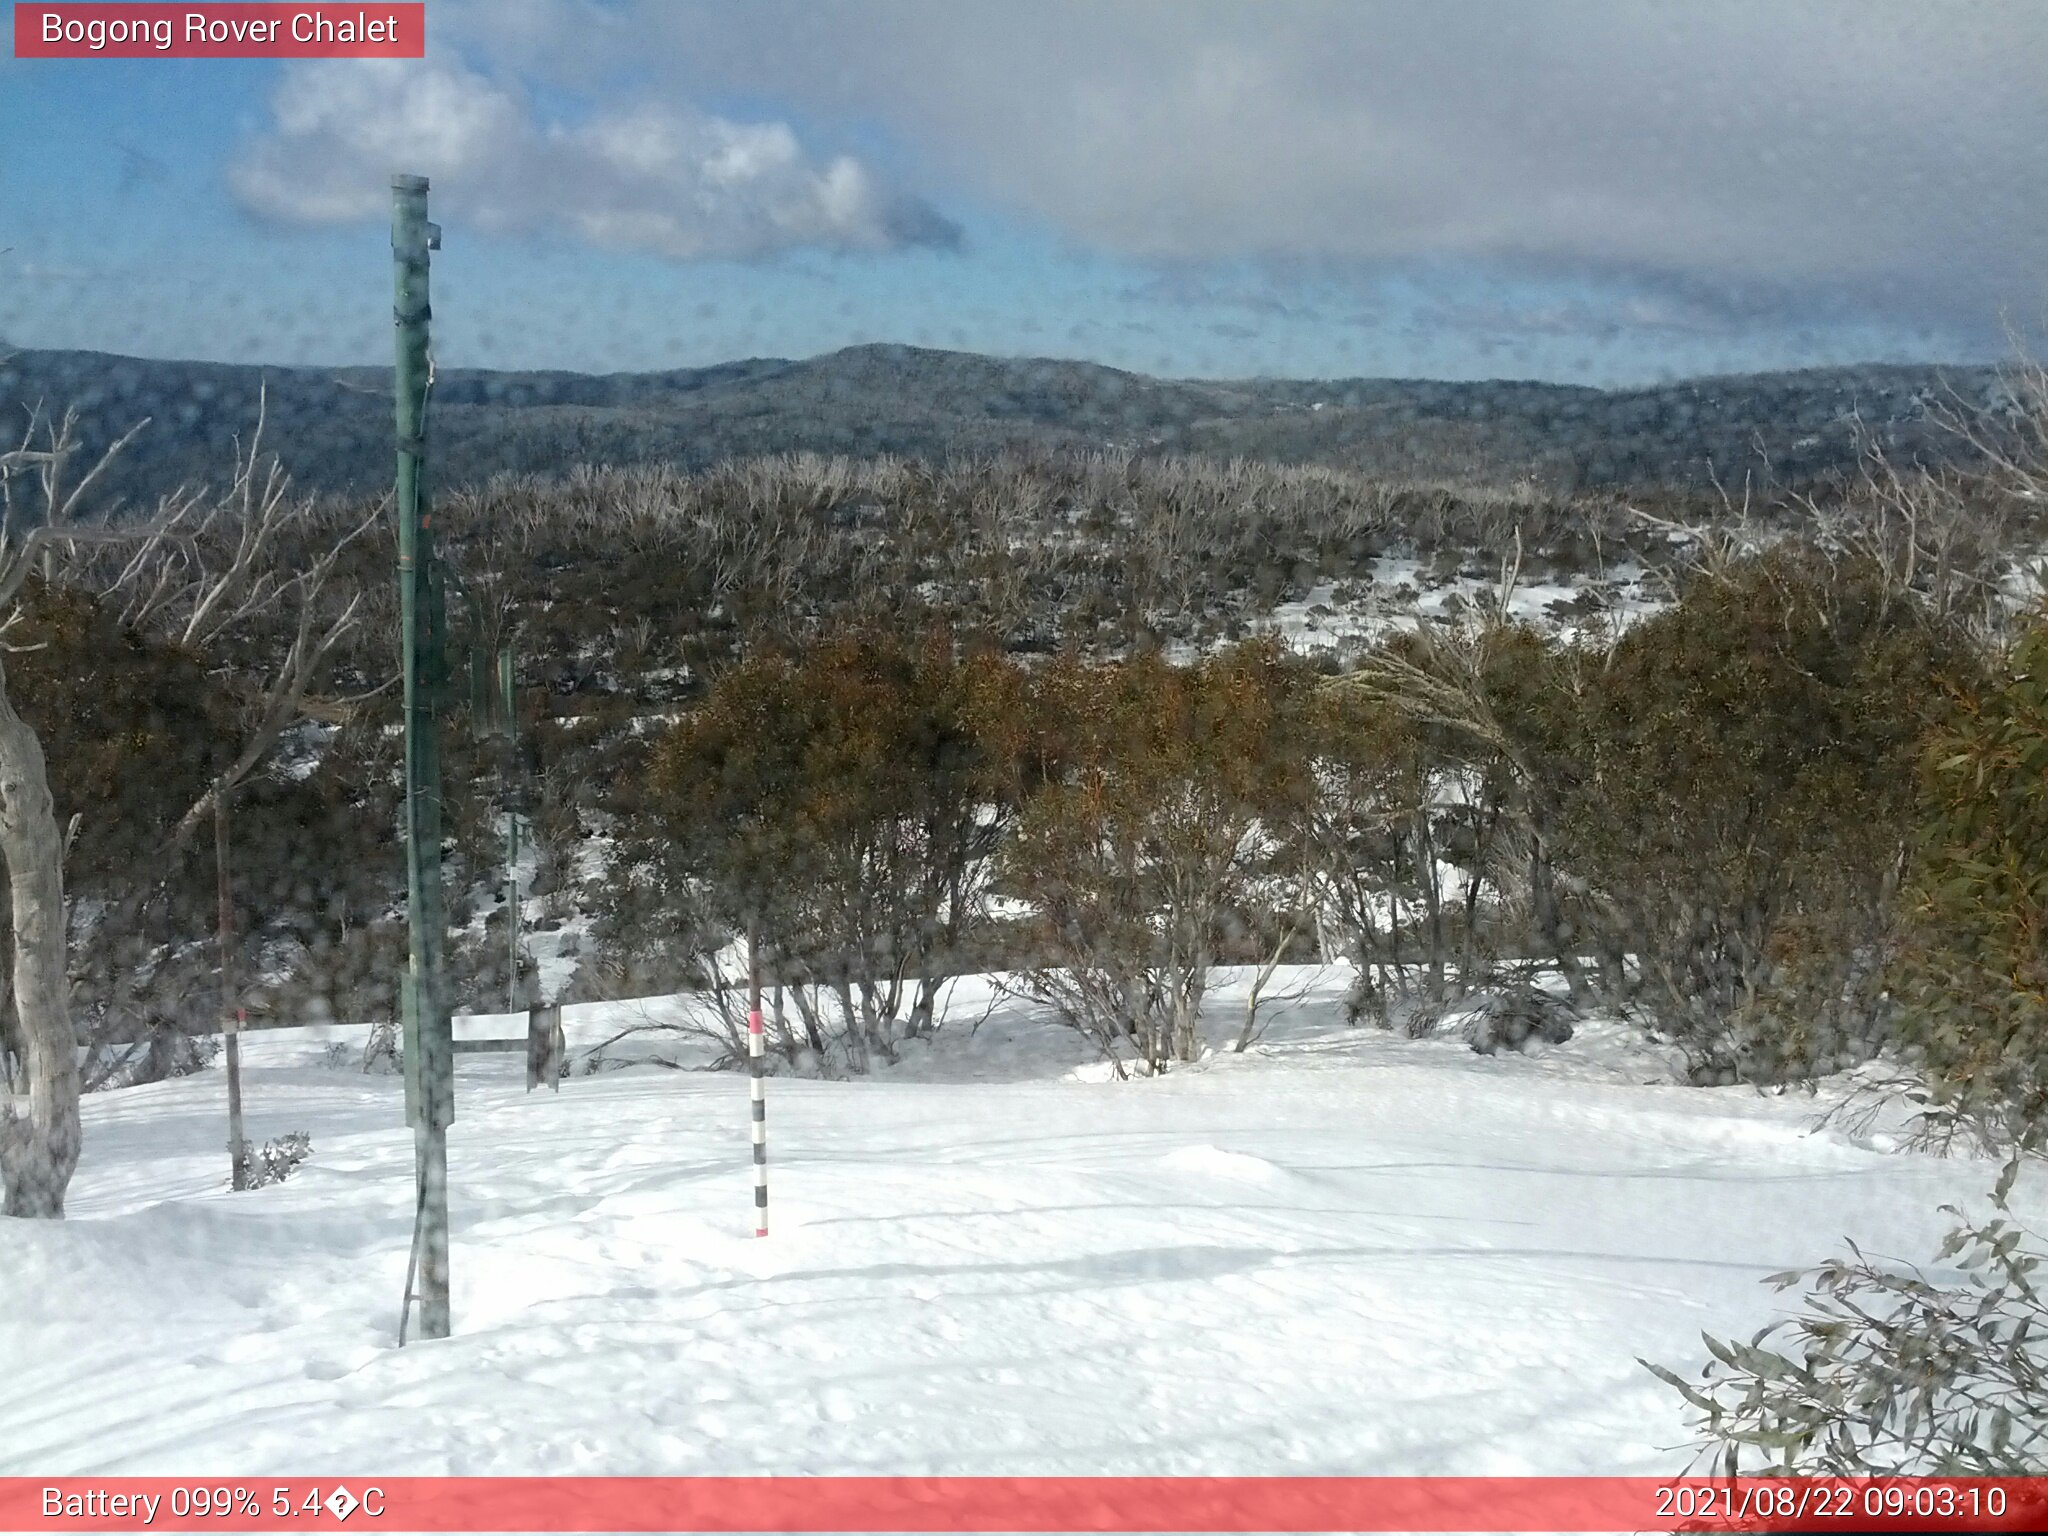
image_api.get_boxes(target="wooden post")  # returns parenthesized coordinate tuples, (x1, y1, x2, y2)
(526, 1003, 564, 1092)
(216, 788, 248, 1190)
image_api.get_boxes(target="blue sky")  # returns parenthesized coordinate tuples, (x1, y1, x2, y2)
(2, 0, 2042, 385)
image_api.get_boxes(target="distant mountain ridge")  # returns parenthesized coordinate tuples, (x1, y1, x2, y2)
(0, 341, 2009, 510)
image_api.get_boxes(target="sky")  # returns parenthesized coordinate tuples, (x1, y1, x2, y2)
(1, 0, 2044, 386)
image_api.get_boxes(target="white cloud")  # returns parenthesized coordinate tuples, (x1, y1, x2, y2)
(437, 0, 2048, 346)
(230, 56, 961, 260)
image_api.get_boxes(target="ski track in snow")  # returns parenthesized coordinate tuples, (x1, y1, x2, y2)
(1, 968, 2035, 1479)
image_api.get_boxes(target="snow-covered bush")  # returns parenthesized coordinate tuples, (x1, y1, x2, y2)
(233, 1131, 312, 1190)
(1457, 984, 1576, 1055)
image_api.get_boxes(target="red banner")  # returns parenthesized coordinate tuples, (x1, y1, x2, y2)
(4, 1477, 2047, 1533)
(12, 4, 424, 58)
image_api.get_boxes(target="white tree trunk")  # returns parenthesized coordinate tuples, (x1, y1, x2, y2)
(0, 671, 80, 1218)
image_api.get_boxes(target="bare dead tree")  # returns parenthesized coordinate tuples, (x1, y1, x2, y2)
(1633, 392, 2034, 652)
(1802, 443, 2019, 644)
(1937, 354, 2048, 500)
(97, 390, 380, 854)
(1624, 467, 1769, 604)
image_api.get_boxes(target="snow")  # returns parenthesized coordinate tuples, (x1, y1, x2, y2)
(1251, 557, 1668, 661)
(2, 967, 2037, 1479)
(450, 815, 607, 1007)
(266, 720, 338, 783)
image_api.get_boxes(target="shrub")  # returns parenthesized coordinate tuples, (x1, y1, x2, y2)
(1645, 1166, 2047, 1475)
(1315, 626, 1548, 1026)
(233, 1131, 312, 1190)
(1893, 611, 2048, 1149)
(646, 625, 1028, 1071)
(1543, 549, 1966, 1083)
(1006, 640, 1314, 1073)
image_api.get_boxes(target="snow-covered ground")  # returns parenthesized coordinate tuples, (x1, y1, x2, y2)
(2, 968, 2035, 1479)
(1251, 558, 1667, 663)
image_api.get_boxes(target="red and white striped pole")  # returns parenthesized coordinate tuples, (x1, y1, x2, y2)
(747, 1004, 768, 1237)
(745, 932, 768, 1238)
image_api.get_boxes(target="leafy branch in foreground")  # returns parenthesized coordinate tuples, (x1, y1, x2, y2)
(1644, 1162, 2047, 1476)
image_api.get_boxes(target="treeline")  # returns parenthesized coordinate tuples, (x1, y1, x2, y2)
(133, 441, 2028, 721)
(590, 542, 2048, 1150)
(420, 449, 1715, 702)
(6, 424, 2043, 1153)
(11, 445, 1691, 1079)
(0, 344, 2010, 508)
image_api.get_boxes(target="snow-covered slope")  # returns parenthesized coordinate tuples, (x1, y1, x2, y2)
(1, 970, 2033, 1478)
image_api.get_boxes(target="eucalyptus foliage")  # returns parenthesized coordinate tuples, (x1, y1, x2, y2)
(1646, 1161, 2046, 1475)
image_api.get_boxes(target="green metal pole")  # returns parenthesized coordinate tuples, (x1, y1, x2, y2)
(393, 172, 452, 1342)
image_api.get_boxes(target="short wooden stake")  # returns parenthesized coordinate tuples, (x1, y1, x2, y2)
(526, 1003, 565, 1092)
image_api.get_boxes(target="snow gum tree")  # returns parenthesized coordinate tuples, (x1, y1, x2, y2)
(1648, 1163, 2048, 1476)
(1006, 639, 1313, 1074)
(0, 404, 151, 1216)
(1325, 607, 1606, 1041)
(0, 648, 74, 1216)
(1551, 547, 1966, 1084)
(1310, 626, 1550, 1026)
(646, 624, 1029, 1070)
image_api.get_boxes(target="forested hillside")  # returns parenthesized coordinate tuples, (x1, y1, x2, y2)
(0, 343, 2011, 509)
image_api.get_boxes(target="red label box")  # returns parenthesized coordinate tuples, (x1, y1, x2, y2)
(5, 1476, 2048, 1533)
(12, 4, 424, 58)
